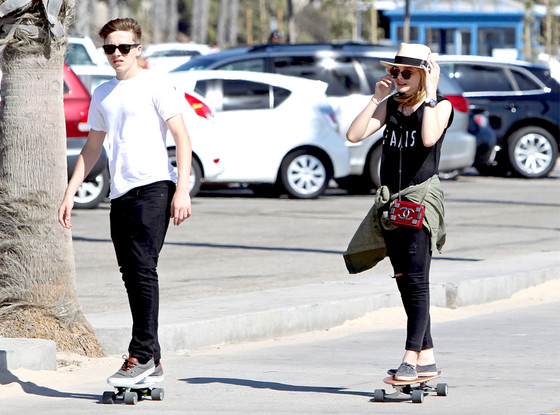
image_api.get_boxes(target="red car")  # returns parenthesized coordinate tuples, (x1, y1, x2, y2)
(63, 63, 109, 208)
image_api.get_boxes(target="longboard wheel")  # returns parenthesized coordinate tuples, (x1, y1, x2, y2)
(373, 389, 385, 402)
(152, 387, 164, 401)
(411, 390, 424, 403)
(124, 391, 138, 405)
(436, 383, 448, 396)
(102, 391, 115, 404)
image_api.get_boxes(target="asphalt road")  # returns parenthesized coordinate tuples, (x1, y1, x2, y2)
(70, 167, 560, 314)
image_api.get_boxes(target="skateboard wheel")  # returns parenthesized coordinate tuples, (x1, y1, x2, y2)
(102, 391, 115, 404)
(124, 391, 138, 405)
(373, 389, 385, 402)
(152, 387, 164, 401)
(411, 390, 424, 403)
(436, 383, 448, 396)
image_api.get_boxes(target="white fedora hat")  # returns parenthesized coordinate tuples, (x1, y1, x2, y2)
(381, 43, 431, 69)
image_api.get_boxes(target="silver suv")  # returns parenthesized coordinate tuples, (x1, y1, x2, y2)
(173, 43, 476, 191)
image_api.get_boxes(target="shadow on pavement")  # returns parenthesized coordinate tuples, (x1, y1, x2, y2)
(182, 377, 373, 398)
(0, 370, 99, 401)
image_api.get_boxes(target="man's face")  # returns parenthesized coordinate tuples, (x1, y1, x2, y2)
(104, 30, 142, 77)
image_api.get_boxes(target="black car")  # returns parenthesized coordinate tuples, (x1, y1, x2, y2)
(438, 56, 560, 178)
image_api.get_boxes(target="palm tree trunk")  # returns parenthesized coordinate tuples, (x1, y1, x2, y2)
(0, 1, 105, 357)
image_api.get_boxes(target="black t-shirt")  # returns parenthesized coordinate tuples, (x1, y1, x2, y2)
(380, 95, 454, 193)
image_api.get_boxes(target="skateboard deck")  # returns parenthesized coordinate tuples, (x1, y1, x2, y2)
(103, 380, 164, 405)
(373, 371, 448, 403)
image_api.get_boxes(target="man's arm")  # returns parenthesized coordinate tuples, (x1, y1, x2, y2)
(58, 129, 106, 228)
(166, 113, 192, 226)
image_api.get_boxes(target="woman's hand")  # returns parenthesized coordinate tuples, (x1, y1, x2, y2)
(373, 74, 394, 102)
(423, 57, 440, 98)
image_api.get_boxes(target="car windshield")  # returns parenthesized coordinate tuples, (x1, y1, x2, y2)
(66, 43, 94, 66)
(172, 48, 249, 72)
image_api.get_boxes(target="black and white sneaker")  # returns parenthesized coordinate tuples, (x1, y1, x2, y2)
(143, 363, 164, 383)
(394, 362, 418, 381)
(107, 356, 155, 387)
(388, 363, 438, 377)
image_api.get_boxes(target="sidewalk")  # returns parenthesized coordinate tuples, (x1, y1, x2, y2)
(86, 250, 560, 355)
(1, 250, 558, 371)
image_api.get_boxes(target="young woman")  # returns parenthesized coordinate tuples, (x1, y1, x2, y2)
(346, 43, 452, 381)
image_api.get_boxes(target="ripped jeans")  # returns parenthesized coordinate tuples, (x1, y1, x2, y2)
(382, 226, 433, 352)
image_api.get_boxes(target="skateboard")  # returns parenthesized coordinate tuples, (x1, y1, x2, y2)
(102, 379, 164, 405)
(372, 371, 448, 403)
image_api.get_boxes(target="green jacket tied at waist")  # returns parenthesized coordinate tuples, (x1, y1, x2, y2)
(343, 174, 446, 274)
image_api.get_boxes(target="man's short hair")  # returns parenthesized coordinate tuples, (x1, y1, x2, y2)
(99, 18, 142, 43)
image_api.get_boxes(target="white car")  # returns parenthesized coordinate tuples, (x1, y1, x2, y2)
(168, 70, 351, 198)
(143, 43, 211, 73)
(167, 89, 224, 196)
(175, 45, 477, 190)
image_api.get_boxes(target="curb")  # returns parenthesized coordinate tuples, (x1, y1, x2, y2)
(88, 254, 560, 355)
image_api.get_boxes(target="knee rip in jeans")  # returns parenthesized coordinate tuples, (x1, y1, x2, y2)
(393, 272, 405, 278)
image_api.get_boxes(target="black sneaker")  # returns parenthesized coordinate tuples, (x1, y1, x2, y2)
(394, 362, 418, 381)
(388, 363, 438, 377)
(107, 356, 155, 387)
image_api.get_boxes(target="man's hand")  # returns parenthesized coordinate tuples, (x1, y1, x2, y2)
(58, 197, 75, 229)
(170, 187, 192, 226)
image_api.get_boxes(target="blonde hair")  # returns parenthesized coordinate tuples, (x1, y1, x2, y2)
(390, 67, 427, 107)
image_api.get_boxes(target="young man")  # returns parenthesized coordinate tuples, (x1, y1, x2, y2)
(58, 18, 192, 386)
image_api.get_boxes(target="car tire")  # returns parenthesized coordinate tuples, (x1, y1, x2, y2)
(507, 126, 558, 178)
(168, 148, 202, 197)
(279, 149, 330, 199)
(74, 167, 110, 209)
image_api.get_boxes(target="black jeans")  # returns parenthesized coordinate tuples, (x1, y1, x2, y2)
(382, 225, 433, 352)
(110, 180, 174, 365)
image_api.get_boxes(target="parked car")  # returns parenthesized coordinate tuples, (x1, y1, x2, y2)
(468, 109, 498, 168)
(63, 63, 111, 209)
(173, 43, 476, 190)
(64, 64, 223, 204)
(143, 42, 211, 73)
(168, 70, 351, 198)
(67, 35, 108, 67)
(437, 55, 560, 178)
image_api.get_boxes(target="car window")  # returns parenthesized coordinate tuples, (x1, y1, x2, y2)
(357, 57, 387, 93)
(272, 56, 361, 97)
(511, 69, 541, 91)
(218, 58, 266, 72)
(273, 86, 291, 107)
(66, 43, 95, 66)
(194, 80, 209, 97)
(445, 64, 512, 93)
(221, 80, 270, 111)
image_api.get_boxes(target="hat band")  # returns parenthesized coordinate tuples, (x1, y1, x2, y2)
(393, 56, 427, 67)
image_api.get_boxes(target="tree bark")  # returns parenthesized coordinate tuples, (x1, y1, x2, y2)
(0, 1, 105, 357)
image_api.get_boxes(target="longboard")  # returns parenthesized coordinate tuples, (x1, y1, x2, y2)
(372, 371, 448, 403)
(103, 380, 164, 405)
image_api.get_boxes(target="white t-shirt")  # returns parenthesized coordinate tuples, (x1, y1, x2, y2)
(88, 70, 185, 199)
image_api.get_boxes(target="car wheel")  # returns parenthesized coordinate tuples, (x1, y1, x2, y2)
(279, 149, 330, 199)
(168, 148, 202, 197)
(507, 126, 558, 178)
(74, 167, 110, 209)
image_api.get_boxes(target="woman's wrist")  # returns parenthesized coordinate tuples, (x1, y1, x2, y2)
(370, 97, 380, 105)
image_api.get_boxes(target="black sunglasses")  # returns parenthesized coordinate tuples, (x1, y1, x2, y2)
(390, 67, 415, 80)
(102, 43, 140, 55)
